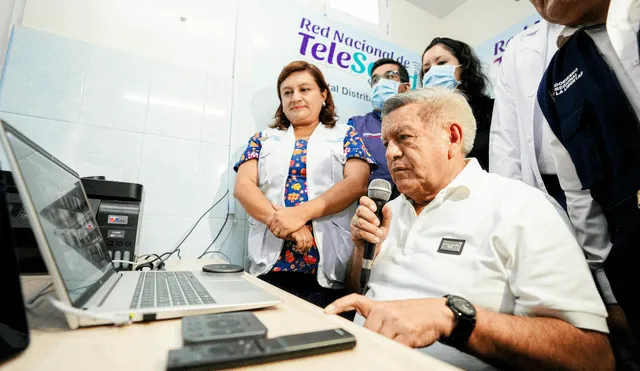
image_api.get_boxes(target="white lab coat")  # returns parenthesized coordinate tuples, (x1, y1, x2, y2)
(489, 20, 562, 193)
(489, 20, 619, 303)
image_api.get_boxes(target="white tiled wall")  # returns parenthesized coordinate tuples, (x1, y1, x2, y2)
(20, 0, 239, 74)
(0, 27, 90, 122)
(0, 0, 446, 268)
(0, 26, 243, 265)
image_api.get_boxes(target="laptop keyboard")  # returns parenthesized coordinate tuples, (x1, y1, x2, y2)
(129, 271, 216, 309)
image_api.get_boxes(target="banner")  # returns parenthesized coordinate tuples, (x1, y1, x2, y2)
(474, 14, 542, 94)
(230, 0, 422, 151)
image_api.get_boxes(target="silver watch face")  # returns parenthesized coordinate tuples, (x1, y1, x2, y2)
(451, 296, 476, 317)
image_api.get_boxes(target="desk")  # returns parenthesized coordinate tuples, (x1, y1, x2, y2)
(2, 260, 459, 371)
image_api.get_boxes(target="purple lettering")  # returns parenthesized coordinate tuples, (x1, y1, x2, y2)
(312, 24, 320, 34)
(354, 40, 362, 50)
(300, 18, 312, 31)
(336, 52, 351, 68)
(312, 43, 327, 61)
(327, 42, 337, 64)
(505, 36, 514, 48)
(298, 32, 316, 55)
(494, 40, 505, 56)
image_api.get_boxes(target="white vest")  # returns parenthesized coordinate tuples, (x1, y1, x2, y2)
(247, 123, 357, 288)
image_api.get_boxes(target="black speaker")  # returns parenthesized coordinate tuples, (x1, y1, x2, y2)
(0, 178, 30, 362)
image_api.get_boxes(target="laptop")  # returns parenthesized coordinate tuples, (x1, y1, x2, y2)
(0, 120, 281, 329)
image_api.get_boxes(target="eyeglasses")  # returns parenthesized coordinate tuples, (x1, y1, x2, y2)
(371, 70, 401, 87)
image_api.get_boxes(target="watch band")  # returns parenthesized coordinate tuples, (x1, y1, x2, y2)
(442, 295, 476, 349)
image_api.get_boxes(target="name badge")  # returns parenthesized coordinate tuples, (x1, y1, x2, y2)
(437, 238, 466, 255)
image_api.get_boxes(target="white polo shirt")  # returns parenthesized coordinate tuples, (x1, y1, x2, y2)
(355, 159, 608, 370)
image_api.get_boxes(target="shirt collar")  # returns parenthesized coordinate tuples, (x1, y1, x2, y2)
(400, 158, 482, 207)
(555, 0, 628, 49)
(439, 158, 481, 199)
(557, 26, 580, 48)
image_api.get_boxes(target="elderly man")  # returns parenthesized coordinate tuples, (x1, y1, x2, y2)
(324, 88, 613, 370)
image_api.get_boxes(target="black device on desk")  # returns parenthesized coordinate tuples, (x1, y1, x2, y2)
(82, 176, 143, 271)
(182, 312, 267, 344)
(167, 328, 357, 370)
(0, 171, 143, 273)
(0, 177, 30, 362)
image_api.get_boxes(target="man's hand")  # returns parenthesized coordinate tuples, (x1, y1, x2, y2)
(324, 294, 455, 348)
(267, 203, 309, 238)
(350, 196, 392, 256)
(286, 225, 314, 255)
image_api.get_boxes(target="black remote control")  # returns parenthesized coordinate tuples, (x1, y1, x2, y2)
(182, 312, 267, 344)
(166, 328, 357, 370)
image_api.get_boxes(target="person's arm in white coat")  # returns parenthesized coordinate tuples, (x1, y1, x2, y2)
(489, 41, 522, 179)
(549, 136, 616, 304)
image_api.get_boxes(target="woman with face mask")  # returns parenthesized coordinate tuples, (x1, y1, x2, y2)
(421, 37, 493, 171)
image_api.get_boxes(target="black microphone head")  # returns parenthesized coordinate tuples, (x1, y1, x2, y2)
(368, 179, 392, 202)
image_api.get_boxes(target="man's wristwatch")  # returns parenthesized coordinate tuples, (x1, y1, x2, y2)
(441, 294, 477, 349)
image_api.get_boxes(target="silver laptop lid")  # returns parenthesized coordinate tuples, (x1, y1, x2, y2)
(0, 120, 116, 308)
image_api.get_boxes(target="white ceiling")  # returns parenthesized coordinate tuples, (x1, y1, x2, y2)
(404, 0, 468, 19)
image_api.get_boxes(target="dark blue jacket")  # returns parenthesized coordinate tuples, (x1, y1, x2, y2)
(538, 27, 640, 338)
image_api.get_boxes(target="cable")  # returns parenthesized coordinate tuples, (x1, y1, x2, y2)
(111, 260, 138, 270)
(24, 283, 55, 309)
(135, 253, 162, 261)
(218, 218, 235, 247)
(48, 298, 132, 326)
(197, 213, 231, 259)
(143, 190, 229, 268)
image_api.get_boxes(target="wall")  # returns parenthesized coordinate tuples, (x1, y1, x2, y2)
(438, 0, 538, 47)
(0, 0, 437, 266)
(0, 0, 25, 70)
(1, 0, 240, 264)
(389, 0, 441, 53)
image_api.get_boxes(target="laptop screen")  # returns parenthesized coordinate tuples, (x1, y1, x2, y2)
(2, 123, 115, 307)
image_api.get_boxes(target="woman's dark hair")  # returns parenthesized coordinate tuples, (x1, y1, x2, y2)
(421, 37, 490, 104)
(271, 61, 338, 130)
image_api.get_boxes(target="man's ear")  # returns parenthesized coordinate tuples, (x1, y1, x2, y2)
(448, 123, 464, 159)
(398, 82, 411, 93)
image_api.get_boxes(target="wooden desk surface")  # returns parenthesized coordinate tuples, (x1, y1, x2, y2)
(2, 260, 459, 371)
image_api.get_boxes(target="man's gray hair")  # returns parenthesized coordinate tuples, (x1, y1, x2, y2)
(381, 87, 477, 155)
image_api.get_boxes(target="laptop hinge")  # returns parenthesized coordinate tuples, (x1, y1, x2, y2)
(98, 273, 123, 307)
(84, 272, 123, 308)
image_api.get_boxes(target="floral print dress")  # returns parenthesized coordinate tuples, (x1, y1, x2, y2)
(234, 127, 375, 274)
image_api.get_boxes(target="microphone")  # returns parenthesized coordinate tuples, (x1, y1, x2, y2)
(360, 179, 392, 295)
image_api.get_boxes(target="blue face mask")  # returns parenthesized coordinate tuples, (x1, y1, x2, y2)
(422, 64, 460, 90)
(371, 79, 401, 110)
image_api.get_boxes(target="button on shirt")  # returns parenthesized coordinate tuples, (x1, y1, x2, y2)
(355, 159, 608, 370)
